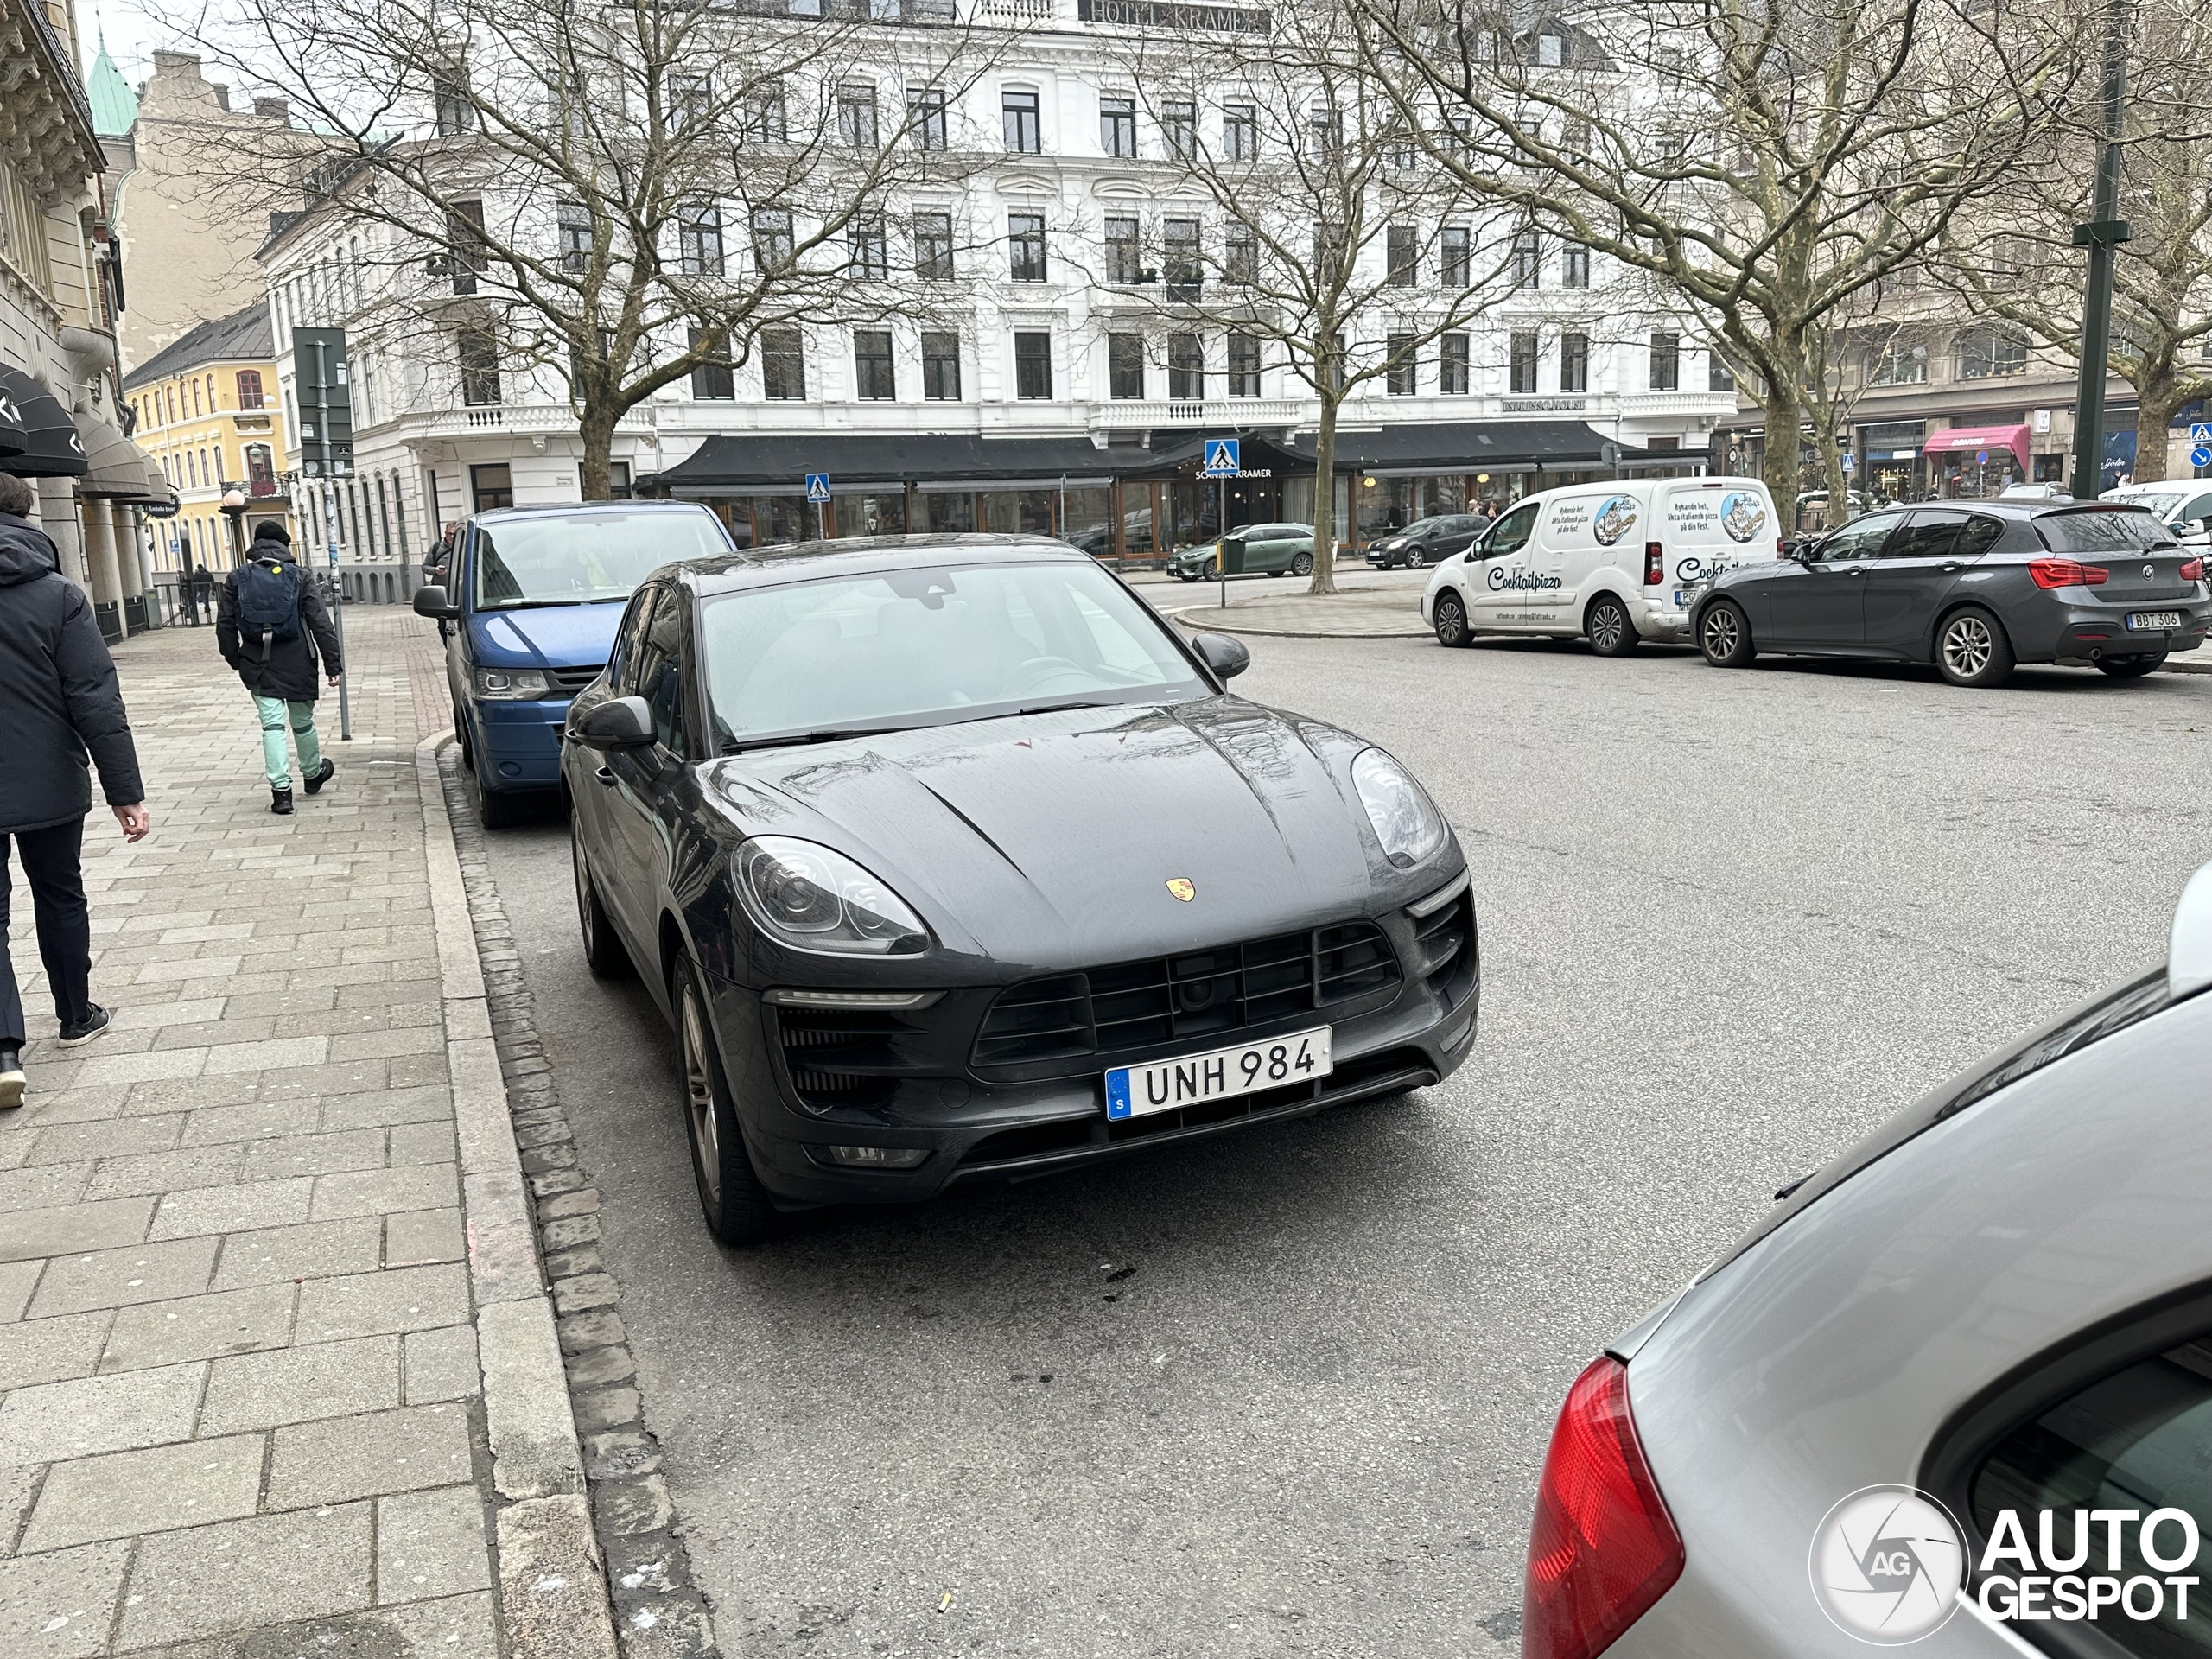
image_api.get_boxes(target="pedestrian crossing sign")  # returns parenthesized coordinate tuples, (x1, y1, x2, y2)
(1204, 439, 1241, 477)
(2192, 423, 2212, 445)
(804, 473, 831, 502)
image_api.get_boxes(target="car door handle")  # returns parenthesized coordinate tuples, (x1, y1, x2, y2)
(594, 766, 616, 788)
(1940, 563, 1962, 574)
(1841, 566, 1865, 575)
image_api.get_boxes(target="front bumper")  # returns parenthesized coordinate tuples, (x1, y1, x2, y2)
(471, 696, 569, 788)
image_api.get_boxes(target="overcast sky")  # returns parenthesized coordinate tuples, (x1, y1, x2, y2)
(82, 0, 221, 86)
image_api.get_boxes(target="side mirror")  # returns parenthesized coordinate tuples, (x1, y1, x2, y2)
(1191, 632, 1250, 681)
(412, 584, 460, 620)
(569, 695, 655, 750)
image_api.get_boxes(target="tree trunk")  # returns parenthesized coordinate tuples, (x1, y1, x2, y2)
(2132, 369, 2183, 485)
(1819, 414, 1853, 529)
(577, 403, 620, 501)
(1758, 378, 1806, 524)
(1307, 393, 1340, 595)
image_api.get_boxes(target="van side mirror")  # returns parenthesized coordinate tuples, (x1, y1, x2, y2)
(412, 584, 460, 620)
(569, 695, 655, 749)
(1191, 632, 1250, 681)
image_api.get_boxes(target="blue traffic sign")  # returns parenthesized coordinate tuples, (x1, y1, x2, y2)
(2191, 423, 2212, 445)
(804, 473, 831, 502)
(2193, 446, 2212, 469)
(1975, 450, 1990, 466)
(1203, 438, 1241, 477)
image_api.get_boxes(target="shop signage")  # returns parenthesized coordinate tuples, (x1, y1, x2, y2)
(1077, 0, 1270, 30)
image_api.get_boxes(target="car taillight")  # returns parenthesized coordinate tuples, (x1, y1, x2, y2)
(1522, 1356, 1683, 1659)
(1643, 543, 1664, 585)
(2182, 557, 2203, 582)
(2029, 558, 2109, 588)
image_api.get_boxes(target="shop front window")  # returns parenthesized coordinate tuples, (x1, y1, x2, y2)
(982, 490, 1058, 534)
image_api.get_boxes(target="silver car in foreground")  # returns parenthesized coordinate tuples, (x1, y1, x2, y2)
(1522, 863, 2212, 1658)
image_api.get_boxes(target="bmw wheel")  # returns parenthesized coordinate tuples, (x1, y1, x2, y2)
(571, 833, 631, 980)
(1434, 591, 1471, 648)
(1586, 593, 1639, 657)
(1936, 606, 2015, 688)
(676, 957, 776, 1246)
(1291, 550, 1314, 576)
(1699, 599, 1757, 668)
(2095, 652, 2166, 678)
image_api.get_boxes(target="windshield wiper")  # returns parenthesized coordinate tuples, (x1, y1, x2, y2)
(480, 597, 627, 610)
(720, 725, 909, 754)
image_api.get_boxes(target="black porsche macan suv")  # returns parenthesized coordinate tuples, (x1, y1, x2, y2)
(1689, 500, 2209, 686)
(561, 536, 1479, 1243)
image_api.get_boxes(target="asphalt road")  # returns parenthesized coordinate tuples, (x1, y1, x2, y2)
(474, 610, 2209, 1657)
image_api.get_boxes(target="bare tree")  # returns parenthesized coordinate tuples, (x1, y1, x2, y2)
(169, 0, 999, 497)
(1355, 0, 2078, 522)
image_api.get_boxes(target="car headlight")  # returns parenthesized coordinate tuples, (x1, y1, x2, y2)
(474, 667, 550, 699)
(1351, 748, 1446, 868)
(734, 836, 930, 955)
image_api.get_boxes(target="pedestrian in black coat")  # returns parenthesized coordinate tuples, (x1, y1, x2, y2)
(215, 521, 343, 814)
(0, 472, 150, 1108)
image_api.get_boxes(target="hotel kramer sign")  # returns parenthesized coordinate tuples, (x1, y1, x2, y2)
(1077, 0, 1271, 31)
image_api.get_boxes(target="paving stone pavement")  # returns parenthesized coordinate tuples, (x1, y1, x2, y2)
(0, 607, 613, 1659)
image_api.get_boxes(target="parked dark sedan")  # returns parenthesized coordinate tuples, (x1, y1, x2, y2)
(561, 536, 1480, 1243)
(1691, 501, 2209, 686)
(1364, 513, 1489, 570)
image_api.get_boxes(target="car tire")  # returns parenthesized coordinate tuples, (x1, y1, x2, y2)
(1408, 549, 1427, 570)
(1699, 599, 1757, 667)
(675, 957, 777, 1247)
(474, 755, 530, 829)
(2095, 652, 2166, 677)
(453, 706, 473, 772)
(1936, 606, 2016, 688)
(1586, 593, 1639, 657)
(1291, 551, 1314, 576)
(1434, 591, 1472, 648)
(571, 834, 631, 980)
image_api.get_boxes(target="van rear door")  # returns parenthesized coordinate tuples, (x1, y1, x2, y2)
(1660, 481, 1778, 601)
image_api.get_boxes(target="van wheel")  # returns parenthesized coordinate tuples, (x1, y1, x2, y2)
(676, 958, 777, 1246)
(1586, 594, 1638, 657)
(453, 706, 473, 771)
(1936, 607, 2015, 688)
(1700, 600, 1757, 667)
(2095, 652, 2166, 677)
(1433, 591, 1471, 648)
(474, 755, 530, 829)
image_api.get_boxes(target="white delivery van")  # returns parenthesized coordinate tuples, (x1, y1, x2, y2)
(1419, 475, 1783, 653)
(2101, 480, 2212, 544)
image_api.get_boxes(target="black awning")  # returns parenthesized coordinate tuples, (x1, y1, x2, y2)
(0, 365, 86, 478)
(1282, 420, 1620, 475)
(0, 378, 23, 458)
(657, 429, 1322, 494)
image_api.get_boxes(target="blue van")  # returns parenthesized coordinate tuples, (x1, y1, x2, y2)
(413, 501, 733, 825)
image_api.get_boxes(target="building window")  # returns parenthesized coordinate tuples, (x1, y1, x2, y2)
(1386, 333, 1416, 395)
(908, 86, 948, 150)
(1163, 218, 1201, 298)
(1109, 333, 1145, 398)
(1224, 226, 1256, 286)
(1227, 333, 1261, 397)
(1440, 226, 1470, 288)
(447, 200, 487, 295)
(914, 211, 954, 280)
(1008, 212, 1046, 282)
(607, 462, 632, 501)
(236, 370, 264, 410)
(1562, 244, 1589, 289)
(1101, 93, 1137, 157)
(1535, 29, 1566, 66)
(1561, 331, 1589, 393)
(1003, 90, 1040, 153)
(1014, 331, 1052, 399)
(1866, 340, 1927, 385)
(556, 201, 592, 274)
(750, 207, 791, 273)
(1440, 334, 1470, 394)
(761, 327, 805, 399)
(471, 462, 512, 513)
(433, 73, 474, 135)
(1510, 330, 1540, 393)
(1105, 216, 1141, 285)
(849, 214, 889, 280)
(922, 332, 961, 401)
(458, 328, 501, 406)
(689, 327, 734, 399)
(1222, 101, 1258, 161)
(679, 205, 725, 276)
(671, 72, 713, 134)
(1385, 225, 1418, 288)
(837, 81, 879, 149)
(1649, 330, 1681, 391)
(1708, 351, 1735, 392)
(854, 330, 896, 400)
(1307, 104, 1342, 156)
(1162, 99, 1197, 160)
(1957, 328, 2028, 378)
(1512, 230, 1541, 288)
(1168, 333, 1204, 399)
(744, 82, 787, 144)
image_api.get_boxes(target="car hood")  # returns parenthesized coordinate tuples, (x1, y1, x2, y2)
(467, 601, 626, 670)
(701, 698, 1427, 971)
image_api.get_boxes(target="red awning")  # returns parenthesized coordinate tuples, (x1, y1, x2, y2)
(1922, 423, 2031, 468)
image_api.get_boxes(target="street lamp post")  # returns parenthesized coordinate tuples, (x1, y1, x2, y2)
(220, 486, 248, 566)
(2068, 0, 2136, 500)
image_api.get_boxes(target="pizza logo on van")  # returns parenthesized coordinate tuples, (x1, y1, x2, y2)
(1592, 495, 1638, 546)
(1720, 492, 1769, 543)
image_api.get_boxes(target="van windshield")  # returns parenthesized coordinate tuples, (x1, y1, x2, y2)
(473, 512, 730, 610)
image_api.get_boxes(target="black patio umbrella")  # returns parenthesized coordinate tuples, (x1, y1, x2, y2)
(0, 364, 86, 477)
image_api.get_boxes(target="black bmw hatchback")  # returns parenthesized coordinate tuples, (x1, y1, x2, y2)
(561, 536, 1480, 1243)
(1690, 500, 2209, 686)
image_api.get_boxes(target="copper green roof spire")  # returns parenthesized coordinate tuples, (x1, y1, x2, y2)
(88, 23, 139, 137)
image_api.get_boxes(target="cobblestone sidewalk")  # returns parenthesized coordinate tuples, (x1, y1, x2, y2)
(0, 607, 613, 1659)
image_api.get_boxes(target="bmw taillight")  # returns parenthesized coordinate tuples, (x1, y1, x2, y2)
(1643, 543, 1664, 585)
(2028, 558, 2110, 589)
(2182, 556, 2204, 582)
(1522, 1357, 1683, 1659)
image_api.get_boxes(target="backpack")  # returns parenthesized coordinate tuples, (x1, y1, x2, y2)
(236, 556, 302, 661)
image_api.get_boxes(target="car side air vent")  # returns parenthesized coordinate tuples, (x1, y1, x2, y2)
(773, 1005, 906, 1110)
(1411, 890, 1477, 1001)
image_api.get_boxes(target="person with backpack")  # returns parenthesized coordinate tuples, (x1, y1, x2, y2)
(215, 520, 342, 815)
(0, 472, 149, 1109)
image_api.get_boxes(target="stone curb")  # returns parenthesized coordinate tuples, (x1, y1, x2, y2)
(416, 735, 621, 1659)
(1168, 606, 1431, 639)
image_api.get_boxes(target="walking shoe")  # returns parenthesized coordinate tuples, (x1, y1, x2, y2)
(0, 1046, 21, 1111)
(271, 786, 295, 815)
(58, 1007, 111, 1047)
(303, 758, 336, 795)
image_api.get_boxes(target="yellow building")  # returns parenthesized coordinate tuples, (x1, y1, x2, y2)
(122, 301, 293, 588)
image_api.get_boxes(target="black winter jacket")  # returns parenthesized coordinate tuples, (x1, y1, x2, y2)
(0, 513, 144, 834)
(215, 537, 343, 702)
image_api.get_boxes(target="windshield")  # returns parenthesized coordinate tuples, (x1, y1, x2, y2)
(2037, 508, 2175, 555)
(701, 559, 1211, 749)
(1396, 517, 1449, 538)
(472, 512, 730, 610)
(2113, 492, 2187, 522)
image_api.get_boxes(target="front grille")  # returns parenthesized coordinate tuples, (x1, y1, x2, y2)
(544, 664, 605, 695)
(972, 922, 1401, 1071)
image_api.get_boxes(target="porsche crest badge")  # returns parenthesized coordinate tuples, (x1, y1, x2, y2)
(1165, 878, 1197, 903)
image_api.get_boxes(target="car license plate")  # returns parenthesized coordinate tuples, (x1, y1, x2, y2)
(1104, 1027, 1333, 1121)
(1672, 589, 1688, 607)
(2128, 611, 2183, 631)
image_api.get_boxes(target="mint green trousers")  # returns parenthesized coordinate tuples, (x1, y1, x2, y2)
(251, 694, 323, 790)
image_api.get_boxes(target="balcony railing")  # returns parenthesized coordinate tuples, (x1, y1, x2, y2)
(1090, 396, 1311, 429)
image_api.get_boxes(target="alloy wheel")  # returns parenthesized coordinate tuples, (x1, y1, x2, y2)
(1590, 601, 1626, 653)
(682, 992, 721, 1208)
(1701, 607, 1740, 658)
(1942, 615, 1993, 679)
